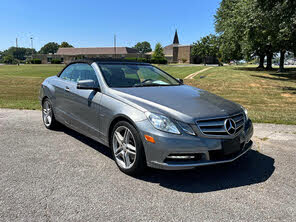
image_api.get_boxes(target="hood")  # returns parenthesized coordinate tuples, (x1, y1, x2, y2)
(108, 85, 242, 123)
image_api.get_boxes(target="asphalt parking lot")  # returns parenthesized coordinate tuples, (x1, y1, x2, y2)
(0, 109, 296, 221)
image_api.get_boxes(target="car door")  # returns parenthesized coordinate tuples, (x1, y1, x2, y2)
(66, 63, 103, 139)
(54, 64, 77, 124)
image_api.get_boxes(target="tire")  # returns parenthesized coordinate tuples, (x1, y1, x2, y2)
(111, 121, 147, 176)
(42, 98, 59, 130)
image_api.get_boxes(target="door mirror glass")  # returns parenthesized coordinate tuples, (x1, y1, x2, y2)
(77, 80, 99, 91)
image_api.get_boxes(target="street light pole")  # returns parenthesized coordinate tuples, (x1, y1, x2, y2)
(114, 34, 116, 59)
(30, 37, 33, 49)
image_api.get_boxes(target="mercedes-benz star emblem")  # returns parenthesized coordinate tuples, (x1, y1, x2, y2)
(224, 118, 236, 135)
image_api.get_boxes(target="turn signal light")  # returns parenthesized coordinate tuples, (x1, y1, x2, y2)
(144, 135, 155, 143)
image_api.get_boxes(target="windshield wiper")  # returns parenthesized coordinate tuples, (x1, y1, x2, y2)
(133, 83, 163, 87)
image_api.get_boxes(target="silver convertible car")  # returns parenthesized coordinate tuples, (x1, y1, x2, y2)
(40, 60, 253, 175)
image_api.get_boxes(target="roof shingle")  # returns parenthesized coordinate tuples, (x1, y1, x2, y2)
(56, 47, 138, 55)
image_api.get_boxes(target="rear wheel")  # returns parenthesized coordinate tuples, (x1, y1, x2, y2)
(111, 121, 146, 176)
(42, 98, 59, 129)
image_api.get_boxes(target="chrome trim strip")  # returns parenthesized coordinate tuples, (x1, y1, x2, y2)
(195, 112, 244, 122)
(196, 112, 245, 138)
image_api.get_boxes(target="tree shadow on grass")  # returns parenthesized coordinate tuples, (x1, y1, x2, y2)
(282, 86, 296, 94)
(250, 74, 291, 82)
(233, 66, 296, 73)
(233, 67, 266, 72)
(269, 73, 296, 81)
(54, 125, 275, 193)
(250, 74, 296, 94)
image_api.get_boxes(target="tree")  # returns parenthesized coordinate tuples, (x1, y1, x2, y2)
(2, 55, 15, 64)
(191, 34, 220, 65)
(39, 42, 59, 54)
(215, 0, 244, 63)
(152, 43, 165, 60)
(215, 0, 296, 71)
(133, 41, 152, 55)
(1, 47, 36, 61)
(60, 42, 73, 48)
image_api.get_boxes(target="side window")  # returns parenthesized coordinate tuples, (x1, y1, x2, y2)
(75, 63, 99, 85)
(59, 63, 99, 85)
(59, 64, 76, 81)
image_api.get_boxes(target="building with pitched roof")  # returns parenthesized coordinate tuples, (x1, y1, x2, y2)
(149, 30, 196, 63)
(34, 47, 139, 64)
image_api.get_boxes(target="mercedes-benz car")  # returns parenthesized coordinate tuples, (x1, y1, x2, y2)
(39, 59, 253, 175)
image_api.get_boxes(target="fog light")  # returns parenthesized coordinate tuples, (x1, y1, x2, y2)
(167, 155, 195, 159)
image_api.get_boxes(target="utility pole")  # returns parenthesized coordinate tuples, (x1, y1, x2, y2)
(30, 37, 33, 49)
(16, 38, 18, 48)
(114, 34, 116, 58)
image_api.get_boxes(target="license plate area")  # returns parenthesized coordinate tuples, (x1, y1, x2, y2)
(222, 137, 241, 155)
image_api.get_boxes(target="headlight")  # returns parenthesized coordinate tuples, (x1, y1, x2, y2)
(176, 121, 196, 136)
(145, 112, 180, 134)
(242, 106, 248, 120)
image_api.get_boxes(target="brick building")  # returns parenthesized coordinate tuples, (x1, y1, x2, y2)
(163, 30, 193, 63)
(34, 47, 139, 64)
(149, 30, 218, 64)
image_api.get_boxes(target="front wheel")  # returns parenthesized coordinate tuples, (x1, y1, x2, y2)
(111, 121, 146, 176)
(42, 98, 59, 129)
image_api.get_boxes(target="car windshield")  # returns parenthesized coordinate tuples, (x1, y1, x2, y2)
(98, 63, 180, 88)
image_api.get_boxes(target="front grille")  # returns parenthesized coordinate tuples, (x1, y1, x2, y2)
(196, 113, 245, 137)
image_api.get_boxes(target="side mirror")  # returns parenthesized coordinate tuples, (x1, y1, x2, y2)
(177, 78, 184, 84)
(77, 80, 100, 91)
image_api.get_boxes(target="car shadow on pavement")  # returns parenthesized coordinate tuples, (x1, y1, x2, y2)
(138, 150, 275, 193)
(57, 125, 275, 193)
(55, 125, 113, 159)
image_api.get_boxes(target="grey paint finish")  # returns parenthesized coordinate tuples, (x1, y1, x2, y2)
(111, 85, 242, 123)
(40, 61, 253, 170)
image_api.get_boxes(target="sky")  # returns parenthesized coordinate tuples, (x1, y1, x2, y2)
(0, 0, 221, 51)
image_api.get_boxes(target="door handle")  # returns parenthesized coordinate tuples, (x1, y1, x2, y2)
(65, 86, 70, 92)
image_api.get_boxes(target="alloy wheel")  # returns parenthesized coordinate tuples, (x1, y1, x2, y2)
(112, 126, 137, 169)
(43, 101, 52, 127)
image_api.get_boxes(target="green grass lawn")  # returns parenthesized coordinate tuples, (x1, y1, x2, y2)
(185, 65, 296, 125)
(0, 64, 295, 124)
(156, 65, 205, 79)
(0, 64, 64, 109)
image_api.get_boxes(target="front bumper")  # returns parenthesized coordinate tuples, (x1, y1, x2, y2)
(136, 119, 254, 170)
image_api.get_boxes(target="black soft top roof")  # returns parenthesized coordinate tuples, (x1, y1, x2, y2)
(67, 59, 150, 66)
(57, 59, 151, 77)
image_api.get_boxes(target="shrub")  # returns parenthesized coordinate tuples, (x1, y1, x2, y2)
(51, 59, 61, 64)
(181, 58, 187, 63)
(2, 55, 17, 64)
(124, 57, 150, 63)
(152, 43, 165, 61)
(31, 58, 42, 64)
(136, 57, 148, 63)
(124, 57, 138, 62)
(150, 58, 167, 64)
